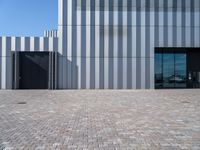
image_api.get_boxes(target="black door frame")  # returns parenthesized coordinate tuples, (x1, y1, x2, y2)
(12, 51, 58, 90)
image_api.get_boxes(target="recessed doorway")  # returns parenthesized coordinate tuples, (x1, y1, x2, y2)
(12, 52, 57, 89)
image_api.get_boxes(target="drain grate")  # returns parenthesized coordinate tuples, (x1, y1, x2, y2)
(17, 102, 27, 105)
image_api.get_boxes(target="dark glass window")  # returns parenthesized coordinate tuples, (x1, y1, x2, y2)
(155, 52, 187, 89)
(163, 54, 175, 88)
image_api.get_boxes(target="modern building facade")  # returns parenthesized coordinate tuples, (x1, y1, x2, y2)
(0, 0, 200, 89)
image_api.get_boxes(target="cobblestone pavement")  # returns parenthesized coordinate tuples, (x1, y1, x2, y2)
(0, 90, 200, 150)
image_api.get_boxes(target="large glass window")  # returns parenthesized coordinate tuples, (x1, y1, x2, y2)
(155, 52, 187, 89)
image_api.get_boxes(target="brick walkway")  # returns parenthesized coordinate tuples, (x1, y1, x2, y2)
(0, 90, 200, 150)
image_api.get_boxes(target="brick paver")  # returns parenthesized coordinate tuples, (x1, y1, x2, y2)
(0, 90, 200, 150)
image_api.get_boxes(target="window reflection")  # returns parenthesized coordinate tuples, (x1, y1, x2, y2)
(163, 54, 175, 88)
(155, 52, 187, 89)
(175, 54, 187, 88)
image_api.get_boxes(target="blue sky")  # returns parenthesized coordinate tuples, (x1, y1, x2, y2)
(0, 0, 57, 36)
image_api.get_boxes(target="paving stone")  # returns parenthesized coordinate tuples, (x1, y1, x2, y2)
(0, 90, 199, 149)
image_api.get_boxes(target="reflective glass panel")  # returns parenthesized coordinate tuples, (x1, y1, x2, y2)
(163, 54, 175, 88)
(175, 54, 187, 88)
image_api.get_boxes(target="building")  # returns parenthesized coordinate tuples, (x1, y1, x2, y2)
(0, 0, 200, 89)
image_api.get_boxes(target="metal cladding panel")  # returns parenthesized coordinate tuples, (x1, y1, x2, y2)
(57, 0, 200, 89)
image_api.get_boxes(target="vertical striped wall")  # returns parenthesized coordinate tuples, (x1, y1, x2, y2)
(0, 36, 58, 89)
(58, 0, 200, 89)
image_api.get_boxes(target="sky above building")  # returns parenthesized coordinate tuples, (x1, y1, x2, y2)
(0, 0, 57, 37)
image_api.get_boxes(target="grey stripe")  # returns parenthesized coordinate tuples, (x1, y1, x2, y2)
(182, 0, 186, 47)
(25, 37, 30, 51)
(5, 38, 11, 89)
(6, 57, 12, 89)
(99, 27, 104, 89)
(34, 37, 39, 51)
(145, 26, 150, 89)
(173, 0, 177, 47)
(136, 0, 141, 89)
(81, 0, 86, 88)
(90, 0, 95, 89)
(72, 0, 77, 89)
(191, 0, 195, 46)
(146, 58, 151, 89)
(127, 0, 132, 89)
(163, 0, 168, 47)
(118, 0, 123, 89)
(155, 0, 159, 47)
(108, 0, 113, 89)
(44, 38, 49, 51)
(109, 3, 114, 89)
(99, 0, 104, 89)
(136, 58, 141, 89)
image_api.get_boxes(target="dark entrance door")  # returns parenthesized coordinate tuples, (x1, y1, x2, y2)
(187, 51, 200, 88)
(12, 52, 57, 90)
(19, 52, 49, 89)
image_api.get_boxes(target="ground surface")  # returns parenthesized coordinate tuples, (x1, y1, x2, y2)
(0, 90, 200, 150)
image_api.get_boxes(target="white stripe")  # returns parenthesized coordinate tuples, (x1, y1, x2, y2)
(113, 0, 118, 89)
(1, 37, 7, 89)
(77, 0, 82, 89)
(132, 1, 137, 88)
(49, 37, 54, 52)
(122, 0, 127, 89)
(21, 37, 25, 51)
(30, 37, 34, 52)
(40, 37, 45, 52)
(58, 0, 63, 25)
(86, 0, 91, 89)
(67, 0, 72, 59)
(11, 37, 15, 52)
(141, 0, 146, 89)
(95, 0, 100, 89)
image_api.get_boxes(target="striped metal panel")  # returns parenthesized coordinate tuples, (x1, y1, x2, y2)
(0, 36, 58, 89)
(58, 0, 200, 89)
